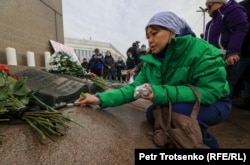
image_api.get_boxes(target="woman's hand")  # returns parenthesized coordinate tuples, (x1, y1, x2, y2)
(140, 84, 154, 100)
(74, 93, 101, 106)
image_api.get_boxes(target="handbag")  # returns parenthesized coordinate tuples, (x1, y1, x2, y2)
(148, 85, 209, 149)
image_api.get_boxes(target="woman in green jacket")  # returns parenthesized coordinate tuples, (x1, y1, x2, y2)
(75, 11, 231, 149)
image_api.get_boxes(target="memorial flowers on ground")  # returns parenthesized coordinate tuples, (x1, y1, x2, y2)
(47, 51, 107, 91)
(0, 64, 83, 144)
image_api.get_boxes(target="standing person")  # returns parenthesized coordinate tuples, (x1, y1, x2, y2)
(88, 48, 104, 77)
(81, 58, 89, 71)
(140, 44, 147, 55)
(131, 41, 142, 66)
(103, 50, 115, 81)
(204, 0, 249, 95)
(129, 44, 148, 77)
(75, 11, 231, 149)
(233, 0, 250, 109)
(116, 57, 126, 82)
(125, 47, 137, 81)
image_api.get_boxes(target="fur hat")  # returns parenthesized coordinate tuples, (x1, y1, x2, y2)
(146, 11, 192, 35)
(206, 0, 227, 5)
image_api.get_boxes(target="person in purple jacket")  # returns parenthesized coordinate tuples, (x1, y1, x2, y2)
(204, 0, 249, 96)
(233, 0, 250, 109)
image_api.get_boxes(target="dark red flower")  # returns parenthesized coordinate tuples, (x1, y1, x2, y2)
(12, 75, 19, 80)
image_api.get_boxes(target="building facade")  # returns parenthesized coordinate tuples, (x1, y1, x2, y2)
(64, 37, 125, 63)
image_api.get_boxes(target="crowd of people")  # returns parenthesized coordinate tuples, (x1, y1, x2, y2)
(81, 42, 148, 82)
(74, 0, 250, 149)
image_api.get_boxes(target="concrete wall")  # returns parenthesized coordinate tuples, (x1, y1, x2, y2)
(0, 0, 63, 67)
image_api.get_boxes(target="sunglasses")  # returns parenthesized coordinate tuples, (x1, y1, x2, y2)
(206, 3, 214, 10)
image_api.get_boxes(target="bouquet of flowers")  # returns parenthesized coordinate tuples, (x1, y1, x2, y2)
(47, 51, 107, 91)
(0, 64, 83, 144)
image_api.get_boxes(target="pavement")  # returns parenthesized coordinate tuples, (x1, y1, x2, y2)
(0, 99, 250, 165)
(0, 66, 250, 165)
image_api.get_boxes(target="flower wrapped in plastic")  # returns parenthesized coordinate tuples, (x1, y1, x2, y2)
(47, 51, 107, 91)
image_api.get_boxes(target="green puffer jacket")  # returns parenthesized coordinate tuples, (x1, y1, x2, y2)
(99, 35, 230, 108)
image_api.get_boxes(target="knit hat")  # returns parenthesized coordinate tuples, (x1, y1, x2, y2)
(145, 11, 192, 35)
(206, 0, 227, 5)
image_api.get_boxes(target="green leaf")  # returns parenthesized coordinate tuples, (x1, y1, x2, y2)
(0, 101, 6, 109)
(13, 76, 27, 91)
(0, 76, 5, 87)
(7, 76, 18, 92)
(18, 96, 30, 105)
(13, 85, 31, 96)
(0, 89, 8, 100)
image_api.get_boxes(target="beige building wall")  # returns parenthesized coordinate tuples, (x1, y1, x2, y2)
(0, 0, 64, 67)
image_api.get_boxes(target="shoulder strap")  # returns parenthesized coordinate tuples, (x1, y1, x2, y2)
(188, 85, 201, 119)
(166, 85, 200, 120)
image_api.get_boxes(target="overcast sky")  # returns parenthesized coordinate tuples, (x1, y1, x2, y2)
(62, 0, 241, 57)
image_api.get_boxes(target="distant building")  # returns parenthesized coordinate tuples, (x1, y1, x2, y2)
(64, 37, 125, 62)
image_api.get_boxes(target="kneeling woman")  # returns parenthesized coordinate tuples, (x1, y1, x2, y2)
(75, 11, 231, 149)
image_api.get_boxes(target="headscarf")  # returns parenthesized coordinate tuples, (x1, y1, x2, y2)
(206, 0, 227, 5)
(146, 11, 196, 37)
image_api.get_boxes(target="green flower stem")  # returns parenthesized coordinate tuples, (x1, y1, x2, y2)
(21, 110, 83, 143)
(23, 117, 46, 143)
(0, 119, 10, 122)
(36, 121, 60, 135)
(81, 92, 86, 97)
(7, 95, 25, 111)
(0, 109, 9, 115)
(29, 93, 56, 112)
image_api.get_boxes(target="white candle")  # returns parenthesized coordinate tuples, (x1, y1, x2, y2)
(44, 51, 51, 68)
(26, 51, 35, 67)
(6, 47, 17, 65)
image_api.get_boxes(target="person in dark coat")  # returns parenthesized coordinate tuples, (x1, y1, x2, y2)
(204, 0, 249, 95)
(125, 47, 136, 70)
(233, 0, 250, 109)
(125, 47, 137, 82)
(115, 57, 126, 82)
(81, 58, 89, 70)
(103, 50, 116, 81)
